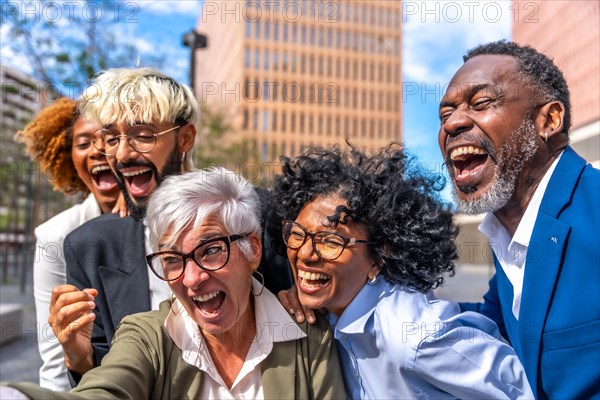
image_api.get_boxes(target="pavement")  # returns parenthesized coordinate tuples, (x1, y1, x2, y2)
(0, 262, 492, 385)
(0, 277, 42, 384)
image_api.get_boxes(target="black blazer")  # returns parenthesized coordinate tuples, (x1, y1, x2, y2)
(64, 213, 150, 368)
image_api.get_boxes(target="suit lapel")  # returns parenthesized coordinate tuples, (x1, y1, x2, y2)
(519, 213, 570, 394)
(98, 218, 151, 333)
(517, 146, 584, 395)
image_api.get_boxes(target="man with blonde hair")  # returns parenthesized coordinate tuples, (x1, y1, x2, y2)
(48, 68, 198, 383)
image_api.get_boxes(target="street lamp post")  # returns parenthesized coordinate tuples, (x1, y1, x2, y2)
(182, 30, 208, 93)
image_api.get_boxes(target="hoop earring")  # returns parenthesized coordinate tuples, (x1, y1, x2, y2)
(544, 132, 548, 142)
(252, 270, 265, 296)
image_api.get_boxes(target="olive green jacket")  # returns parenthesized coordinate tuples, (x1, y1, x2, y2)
(9, 300, 346, 399)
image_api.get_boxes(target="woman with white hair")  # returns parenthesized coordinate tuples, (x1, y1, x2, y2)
(5, 168, 345, 399)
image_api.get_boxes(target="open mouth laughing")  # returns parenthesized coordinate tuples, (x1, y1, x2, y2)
(90, 165, 118, 192)
(448, 145, 492, 188)
(119, 167, 156, 198)
(192, 290, 226, 317)
(297, 269, 331, 293)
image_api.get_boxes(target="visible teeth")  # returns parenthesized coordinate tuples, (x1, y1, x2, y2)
(91, 165, 110, 174)
(192, 291, 221, 302)
(298, 270, 330, 281)
(450, 146, 486, 160)
(121, 168, 151, 177)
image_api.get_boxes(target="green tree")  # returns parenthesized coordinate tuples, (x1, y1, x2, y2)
(2, 0, 165, 94)
(194, 103, 259, 172)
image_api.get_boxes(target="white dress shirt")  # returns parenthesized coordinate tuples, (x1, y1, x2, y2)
(327, 275, 533, 399)
(144, 222, 172, 309)
(479, 151, 563, 319)
(164, 278, 306, 399)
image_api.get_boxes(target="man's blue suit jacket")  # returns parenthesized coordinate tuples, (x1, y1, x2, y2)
(462, 146, 600, 399)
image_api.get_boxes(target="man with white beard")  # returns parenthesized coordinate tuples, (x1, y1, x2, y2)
(438, 40, 599, 400)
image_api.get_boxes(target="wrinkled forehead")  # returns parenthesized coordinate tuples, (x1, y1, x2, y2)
(442, 54, 520, 101)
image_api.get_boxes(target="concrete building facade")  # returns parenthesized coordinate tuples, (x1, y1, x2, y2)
(195, 0, 402, 162)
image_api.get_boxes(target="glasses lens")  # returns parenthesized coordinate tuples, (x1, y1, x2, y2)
(101, 130, 120, 155)
(91, 131, 106, 152)
(193, 239, 229, 271)
(314, 233, 345, 260)
(127, 126, 156, 153)
(283, 222, 307, 249)
(151, 254, 184, 280)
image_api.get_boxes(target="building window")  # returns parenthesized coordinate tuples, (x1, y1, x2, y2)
(254, 48, 260, 69)
(264, 51, 270, 70)
(291, 112, 296, 132)
(281, 112, 287, 132)
(262, 110, 269, 132)
(242, 108, 248, 129)
(245, 21, 252, 38)
(309, 26, 315, 46)
(253, 110, 259, 130)
(244, 48, 251, 68)
(317, 114, 323, 135)
(264, 21, 270, 39)
(273, 22, 279, 41)
(272, 111, 278, 131)
(263, 81, 271, 101)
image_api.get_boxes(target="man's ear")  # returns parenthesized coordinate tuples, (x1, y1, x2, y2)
(177, 124, 196, 153)
(536, 101, 565, 142)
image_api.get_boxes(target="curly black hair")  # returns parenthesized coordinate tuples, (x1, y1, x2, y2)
(464, 40, 572, 136)
(270, 144, 458, 293)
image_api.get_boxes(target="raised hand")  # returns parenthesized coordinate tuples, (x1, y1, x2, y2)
(48, 284, 98, 375)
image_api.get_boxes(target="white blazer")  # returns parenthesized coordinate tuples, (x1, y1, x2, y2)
(33, 194, 101, 390)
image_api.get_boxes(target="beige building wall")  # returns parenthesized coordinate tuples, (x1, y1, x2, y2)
(196, 0, 402, 162)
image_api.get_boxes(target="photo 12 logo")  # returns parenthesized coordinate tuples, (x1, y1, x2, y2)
(1, 1, 140, 24)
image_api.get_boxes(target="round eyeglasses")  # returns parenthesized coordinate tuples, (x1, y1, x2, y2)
(146, 233, 248, 281)
(92, 125, 180, 155)
(282, 220, 369, 261)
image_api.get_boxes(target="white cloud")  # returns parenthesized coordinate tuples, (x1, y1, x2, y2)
(403, 0, 511, 84)
(140, 0, 202, 15)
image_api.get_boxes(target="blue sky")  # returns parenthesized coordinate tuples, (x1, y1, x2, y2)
(3, 0, 511, 196)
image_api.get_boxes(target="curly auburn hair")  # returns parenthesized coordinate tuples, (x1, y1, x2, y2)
(15, 98, 89, 195)
(270, 144, 458, 293)
(465, 40, 572, 136)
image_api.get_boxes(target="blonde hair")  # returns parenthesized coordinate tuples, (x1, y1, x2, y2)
(79, 68, 199, 171)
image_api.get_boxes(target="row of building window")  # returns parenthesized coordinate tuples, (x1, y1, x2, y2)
(245, 21, 401, 56)
(242, 79, 401, 112)
(244, 1, 401, 29)
(242, 108, 400, 140)
(243, 49, 401, 83)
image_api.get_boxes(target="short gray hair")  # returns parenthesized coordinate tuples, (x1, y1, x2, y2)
(146, 168, 262, 259)
(79, 67, 199, 171)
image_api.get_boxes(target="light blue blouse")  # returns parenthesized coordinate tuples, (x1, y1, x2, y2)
(327, 275, 534, 399)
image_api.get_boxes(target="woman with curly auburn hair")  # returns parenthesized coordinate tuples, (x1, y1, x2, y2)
(15, 97, 121, 391)
(274, 144, 533, 399)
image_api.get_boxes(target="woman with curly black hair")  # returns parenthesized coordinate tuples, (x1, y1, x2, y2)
(273, 144, 533, 399)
